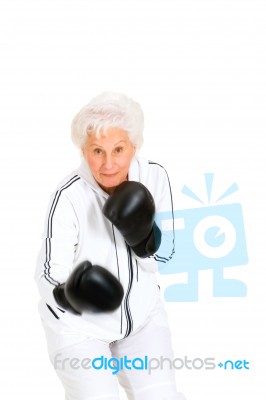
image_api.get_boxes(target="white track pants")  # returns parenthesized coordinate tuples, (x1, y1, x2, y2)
(41, 299, 187, 400)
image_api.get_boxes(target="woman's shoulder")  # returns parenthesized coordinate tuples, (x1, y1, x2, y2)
(47, 170, 84, 206)
(132, 157, 171, 201)
(136, 156, 169, 180)
(54, 170, 81, 192)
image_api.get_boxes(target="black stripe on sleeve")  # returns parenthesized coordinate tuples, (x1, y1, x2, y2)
(46, 303, 59, 319)
(148, 161, 175, 262)
(43, 175, 81, 287)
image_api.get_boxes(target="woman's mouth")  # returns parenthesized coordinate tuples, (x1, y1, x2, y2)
(101, 173, 118, 177)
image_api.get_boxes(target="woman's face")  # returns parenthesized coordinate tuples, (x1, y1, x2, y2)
(82, 127, 136, 194)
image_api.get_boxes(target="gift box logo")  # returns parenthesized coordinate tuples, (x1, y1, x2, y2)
(156, 173, 249, 302)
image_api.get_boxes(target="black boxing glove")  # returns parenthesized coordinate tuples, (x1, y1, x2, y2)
(53, 261, 124, 314)
(102, 181, 161, 258)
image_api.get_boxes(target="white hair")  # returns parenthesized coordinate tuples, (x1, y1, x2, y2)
(71, 91, 144, 150)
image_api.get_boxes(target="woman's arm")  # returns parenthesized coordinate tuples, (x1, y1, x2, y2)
(151, 163, 175, 265)
(34, 191, 79, 309)
(132, 161, 175, 271)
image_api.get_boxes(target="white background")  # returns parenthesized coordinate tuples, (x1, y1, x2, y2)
(0, 0, 265, 399)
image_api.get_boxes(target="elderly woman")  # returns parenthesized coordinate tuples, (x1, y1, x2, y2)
(35, 92, 186, 400)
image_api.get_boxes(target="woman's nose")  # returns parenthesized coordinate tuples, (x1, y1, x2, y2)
(104, 154, 115, 169)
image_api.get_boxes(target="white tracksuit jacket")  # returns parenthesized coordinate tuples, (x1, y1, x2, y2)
(35, 156, 175, 342)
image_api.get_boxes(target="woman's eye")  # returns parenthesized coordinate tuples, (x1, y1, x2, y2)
(94, 148, 102, 155)
(114, 146, 124, 153)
